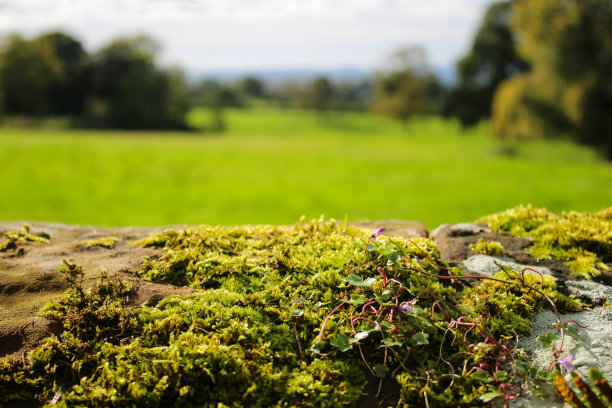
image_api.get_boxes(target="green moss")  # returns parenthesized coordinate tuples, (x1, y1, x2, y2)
(0, 224, 49, 252)
(0, 216, 589, 407)
(463, 272, 580, 338)
(480, 205, 612, 278)
(84, 236, 120, 249)
(469, 239, 505, 256)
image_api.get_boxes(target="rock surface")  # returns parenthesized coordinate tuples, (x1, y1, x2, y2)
(431, 221, 612, 408)
(463, 254, 553, 276)
(0, 221, 192, 360)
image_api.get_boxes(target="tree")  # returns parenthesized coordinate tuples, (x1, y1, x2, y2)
(87, 35, 189, 129)
(190, 80, 243, 131)
(303, 76, 335, 112)
(36, 32, 90, 116)
(0, 32, 89, 117)
(371, 46, 441, 123)
(240, 76, 265, 99)
(443, 1, 528, 126)
(0, 34, 63, 115)
(492, 0, 612, 157)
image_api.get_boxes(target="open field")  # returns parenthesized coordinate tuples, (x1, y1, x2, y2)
(1, 107, 611, 229)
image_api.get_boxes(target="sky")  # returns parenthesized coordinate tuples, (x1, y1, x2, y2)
(0, 0, 497, 74)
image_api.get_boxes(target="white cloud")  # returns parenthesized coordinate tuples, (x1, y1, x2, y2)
(0, 0, 496, 71)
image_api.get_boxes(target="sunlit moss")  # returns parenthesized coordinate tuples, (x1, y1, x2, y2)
(469, 238, 505, 256)
(0, 224, 49, 252)
(0, 215, 592, 407)
(84, 236, 120, 249)
(480, 205, 611, 278)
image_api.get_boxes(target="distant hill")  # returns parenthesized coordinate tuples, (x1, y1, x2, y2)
(187, 65, 457, 85)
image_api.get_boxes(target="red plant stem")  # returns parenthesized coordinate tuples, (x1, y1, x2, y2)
(406, 239, 459, 277)
(349, 261, 376, 272)
(317, 301, 347, 343)
(564, 319, 590, 329)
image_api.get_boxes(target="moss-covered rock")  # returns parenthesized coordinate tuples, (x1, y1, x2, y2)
(0, 210, 609, 407)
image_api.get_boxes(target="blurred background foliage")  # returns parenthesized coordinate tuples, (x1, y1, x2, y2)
(0, 0, 611, 226)
(1, 0, 610, 158)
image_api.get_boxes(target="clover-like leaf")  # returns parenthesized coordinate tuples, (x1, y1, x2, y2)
(348, 293, 368, 305)
(537, 332, 559, 349)
(330, 333, 353, 352)
(374, 294, 394, 306)
(373, 364, 389, 378)
(345, 275, 376, 287)
(412, 332, 429, 345)
(290, 310, 304, 317)
(381, 337, 403, 347)
(472, 369, 494, 383)
(361, 323, 376, 332)
(387, 251, 401, 265)
(480, 391, 502, 402)
(493, 370, 510, 382)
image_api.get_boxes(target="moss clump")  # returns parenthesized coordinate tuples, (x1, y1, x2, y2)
(469, 238, 505, 256)
(0, 217, 584, 407)
(463, 271, 580, 338)
(0, 224, 49, 252)
(480, 205, 612, 278)
(84, 236, 120, 249)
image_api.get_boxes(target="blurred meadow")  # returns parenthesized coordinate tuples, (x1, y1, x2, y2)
(1, 107, 610, 229)
(1, 1, 611, 229)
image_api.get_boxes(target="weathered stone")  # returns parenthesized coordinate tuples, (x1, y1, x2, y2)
(513, 308, 612, 408)
(0, 221, 192, 359)
(565, 280, 612, 303)
(463, 254, 552, 276)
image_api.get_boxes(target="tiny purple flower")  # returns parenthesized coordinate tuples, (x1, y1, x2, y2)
(556, 354, 576, 373)
(399, 303, 414, 314)
(371, 227, 385, 241)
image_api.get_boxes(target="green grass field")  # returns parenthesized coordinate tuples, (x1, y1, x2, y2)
(1, 107, 611, 229)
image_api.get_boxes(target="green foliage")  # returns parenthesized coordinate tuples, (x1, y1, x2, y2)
(87, 35, 190, 130)
(469, 238, 505, 256)
(372, 46, 442, 122)
(0, 33, 86, 116)
(493, 0, 612, 157)
(481, 205, 612, 278)
(301, 77, 335, 112)
(444, 1, 529, 127)
(0, 32, 190, 129)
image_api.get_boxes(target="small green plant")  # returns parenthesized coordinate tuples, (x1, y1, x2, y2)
(0, 224, 49, 252)
(470, 238, 506, 256)
(84, 236, 120, 249)
(480, 206, 611, 278)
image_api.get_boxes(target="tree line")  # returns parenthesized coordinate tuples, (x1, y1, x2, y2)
(0, 33, 191, 129)
(446, 0, 612, 158)
(1, 0, 610, 157)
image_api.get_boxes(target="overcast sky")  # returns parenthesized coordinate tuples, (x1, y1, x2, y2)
(0, 0, 496, 73)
